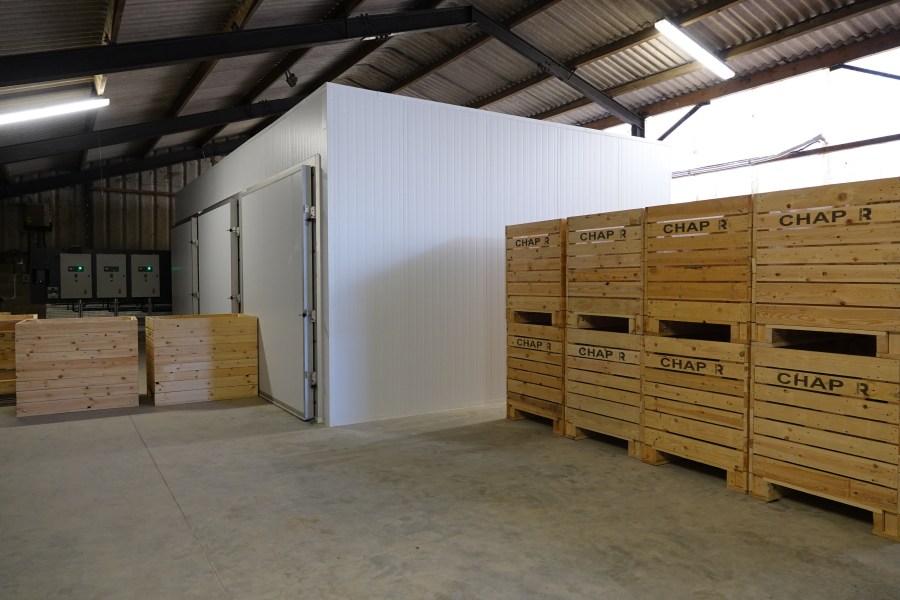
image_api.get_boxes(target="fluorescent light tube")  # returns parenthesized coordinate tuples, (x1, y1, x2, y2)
(0, 97, 110, 126)
(655, 19, 735, 80)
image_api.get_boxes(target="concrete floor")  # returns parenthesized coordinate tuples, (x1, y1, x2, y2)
(1, 400, 899, 599)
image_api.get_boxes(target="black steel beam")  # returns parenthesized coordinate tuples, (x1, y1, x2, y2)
(470, 9, 644, 132)
(0, 7, 474, 88)
(657, 101, 710, 141)
(0, 98, 302, 165)
(1, 137, 248, 199)
(830, 63, 900, 81)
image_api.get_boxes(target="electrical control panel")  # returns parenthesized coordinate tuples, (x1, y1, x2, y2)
(95, 253, 127, 298)
(59, 253, 93, 299)
(129, 254, 160, 298)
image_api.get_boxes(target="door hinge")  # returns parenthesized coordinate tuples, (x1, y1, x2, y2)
(304, 205, 316, 221)
(309, 371, 318, 388)
(227, 226, 240, 236)
(228, 293, 241, 303)
(191, 239, 199, 246)
(309, 309, 317, 323)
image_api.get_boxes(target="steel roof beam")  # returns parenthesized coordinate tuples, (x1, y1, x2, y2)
(471, 9, 644, 132)
(0, 7, 474, 88)
(1, 137, 249, 200)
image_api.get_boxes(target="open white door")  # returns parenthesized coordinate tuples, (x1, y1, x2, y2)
(240, 166, 316, 419)
(171, 219, 198, 315)
(198, 197, 240, 314)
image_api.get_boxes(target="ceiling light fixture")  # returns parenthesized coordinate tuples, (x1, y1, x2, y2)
(0, 97, 110, 127)
(655, 19, 734, 80)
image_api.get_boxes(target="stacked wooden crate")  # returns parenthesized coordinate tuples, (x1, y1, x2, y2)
(0, 314, 37, 394)
(750, 177, 900, 541)
(506, 219, 566, 433)
(147, 314, 259, 405)
(564, 209, 644, 456)
(15, 317, 139, 416)
(642, 197, 753, 491)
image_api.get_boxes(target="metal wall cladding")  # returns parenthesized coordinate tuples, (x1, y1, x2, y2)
(0, 157, 218, 254)
(324, 83, 671, 427)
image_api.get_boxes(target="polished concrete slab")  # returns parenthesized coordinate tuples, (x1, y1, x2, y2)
(1, 399, 899, 599)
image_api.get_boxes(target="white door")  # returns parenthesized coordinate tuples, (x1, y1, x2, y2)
(171, 219, 198, 314)
(240, 166, 315, 419)
(198, 199, 239, 314)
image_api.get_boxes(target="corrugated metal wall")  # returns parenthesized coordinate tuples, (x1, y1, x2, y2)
(1, 157, 220, 254)
(325, 84, 672, 426)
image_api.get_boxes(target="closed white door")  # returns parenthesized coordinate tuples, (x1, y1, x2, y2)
(197, 200, 238, 314)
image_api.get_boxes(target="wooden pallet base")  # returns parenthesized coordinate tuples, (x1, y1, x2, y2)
(642, 435, 748, 493)
(563, 409, 641, 458)
(506, 397, 563, 435)
(750, 475, 900, 542)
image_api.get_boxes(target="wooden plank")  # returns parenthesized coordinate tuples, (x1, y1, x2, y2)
(753, 346, 899, 382)
(153, 358, 258, 374)
(506, 232, 562, 249)
(643, 380, 746, 412)
(644, 336, 748, 362)
(150, 341, 258, 357)
(646, 265, 750, 282)
(754, 418, 897, 464)
(566, 281, 642, 299)
(15, 373, 136, 392)
(507, 282, 564, 296)
(752, 436, 896, 488)
(506, 296, 565, 312)
(566, 297, 642, 317)
(752, 178, 900, 212)
(756, 283, 899, 308)
(508, 379, 562, 403)
(507, 367, 561, 389)
(755, 245, 900, 265)
(566, 391, 640, 422)
(756, 264, 900, 283)
(566, 407, 641, 440)
(507, 322, 564, 341)
(567, 254, 642, 270)
(566, 380, 640, 407)
(507, 270, 566, 283)
(646, 231, 750, 253)
(17, 382, 138, 403)
(506, 219, 564, 237)
(154, 374, 259, 394)
(755, 366, 899, 402)
(646, 195, 751, 221)
(507, 356, 563, 378)
(751, 455, 897, 512)
(644, 429, 746, 471)
(153, 384, 258, 406)
(647, 281, 749, 302)
(646, 300, 751, 323)
(753, 383, 899, 423)
(566, 356, 641, 379)
(646, 247, 751, 267)
(506, 346, 563, 366)
(507, 392, 563, 420)
(569, 268, 642, 283)
(754, 401, 898, 443)
(566, 343, 640, 365)
(755, 303, 900, 332)
(646, 214, 751, 237)
(644, 367, 747, 395)
(565, 329, 641, 351)
(566, 368, 640, 393)
(16, 394, 138, 417)
(645, 411, 745, 448)
(754, 220, 900, 245)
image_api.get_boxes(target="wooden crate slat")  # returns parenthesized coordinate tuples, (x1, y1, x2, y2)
(146, 314, 259, 406)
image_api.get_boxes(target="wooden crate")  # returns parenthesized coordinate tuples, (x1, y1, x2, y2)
(645, 195, 752, 334)
(642, 322, 750, 492)
(15, 317, 139, 417)
(146, 314, 258, 406)
(564, 209, 643, 454)
(506, 219, 566, 432)
(750, 325, 900, 541)
(754, 177, 900, 335)
(0, 314, 37, 394)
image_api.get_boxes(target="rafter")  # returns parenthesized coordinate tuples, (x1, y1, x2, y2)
(529, 0, 895, 122)
(0, 7, 474, 87)
(582, 30, 900, 130)
(1, 137, 249, 200)
(136, 0, 265, 158)
(385, 0, 563, 94)
(468, 0, 746, 110)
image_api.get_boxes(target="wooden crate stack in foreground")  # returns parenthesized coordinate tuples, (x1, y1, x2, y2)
(642, 197, 753, 492)
(147, 314, 259, 405)
(15, 317, 138, 417)
(506, 219, 566, 433)
(564, 209, 644, 456)
(750, 177, 900, 541)
(0, 314, 37, 394)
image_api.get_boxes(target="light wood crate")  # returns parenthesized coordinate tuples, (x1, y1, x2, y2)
(564, 209, 644, 454)
(506, 219, 566, 433)
(146, 314, 258, 406)
(15, 317, 138, 417)
(642, 332, 750, 492)
(0, 314, 37, 395)
(749, 329, 900, 541)
(645, 195, 753, 336)
(753, 177, 900, 336)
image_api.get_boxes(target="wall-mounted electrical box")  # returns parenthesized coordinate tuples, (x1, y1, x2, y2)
(59, 253, 93, 299)
(130, 254, 160, 298)
(95, 253, 127, 298)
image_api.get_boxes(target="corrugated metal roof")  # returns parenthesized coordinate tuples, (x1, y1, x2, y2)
(1, 0, 899, 186)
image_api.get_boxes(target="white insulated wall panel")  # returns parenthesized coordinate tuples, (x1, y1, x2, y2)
(174, 87, 328, 222)
(324, 85, 670, 426)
